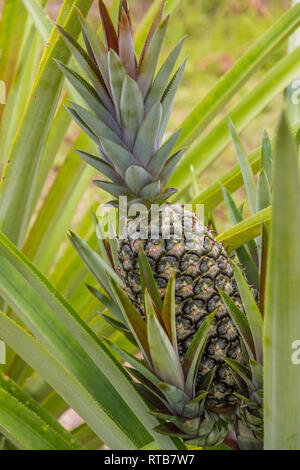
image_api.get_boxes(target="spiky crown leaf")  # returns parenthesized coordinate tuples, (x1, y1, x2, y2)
(56, 0, 186, 206)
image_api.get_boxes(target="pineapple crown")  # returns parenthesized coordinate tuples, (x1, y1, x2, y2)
(56, 0, 186, 206)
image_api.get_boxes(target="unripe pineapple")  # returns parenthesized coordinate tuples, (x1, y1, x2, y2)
(118, 205, 243, 409)
(58, 0, 243, 409)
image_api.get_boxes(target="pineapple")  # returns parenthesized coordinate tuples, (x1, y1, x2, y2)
(57, 0, 243, 410)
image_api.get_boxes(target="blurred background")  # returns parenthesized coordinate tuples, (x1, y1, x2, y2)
(0, 0, 292, 231)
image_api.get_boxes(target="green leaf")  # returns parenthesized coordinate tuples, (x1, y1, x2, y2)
(217, 206, 271, 253)
(146, 298, 185, 391)
(192, 142, 263, 211)
(249, 359, 263, 391)
(49, 212, 97, 295)
(0, 372, 82, 450)
(75, 150, 121, 184)
(120, 76, 144, 148)
(220, 184, 259, 287)
(0, 313, 140, 450)
(23, 135, 95, 272)
(22, 0, 52, 41)
(183, 313, 215, 396)
(137, 16, 169, 98)
(261, 129, 273, 185)
(139, 181, 161, 200)
(71, 423, 102, 450)
(0, 0, 94, 247)
(228, 119, 257, 215)
(0, 231, 179, 450)
(31, 100, 72, 213)
(256, 169, 271, 212)
(259, 222, 269, 316)
(160, 149, 185, 187)
(86, 285, 124, 323)
(0, 252, 151, 449)
(77, 11, 111, 92)
(134, 0, 180, 56)
(148, 129, 182, 177)
(158, 59, 187, 144)
(57, 24, 114, 113)
(156, 382, 189, 416)
(66, 106, 99, 143)
(70, 102, 122, 144)
(232, 263, 263, 363)
(134, 102, 162, 166)
(69, 230, 122, 295)
(223, 358, 253, 391)
(264, 114, 300, 450)
(138, 247, 163, 314)
(108, 49, 127, 118)
(125, 166, 152, 194)
(0, 0, 27, 95)
(100, 137, 136, 177)
(94, 180, 131, 198)
(218, 289, 255, 359)
(113, 282, 151, 363)
(145, 37, 185, 113)
(56, 61, 118, 131)
(162, 272, 177, 350)
(106, 339, 160, 389)
(0, 29, 41, 173)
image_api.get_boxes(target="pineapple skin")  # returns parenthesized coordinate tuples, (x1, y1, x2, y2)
(118, 206, 243, 409)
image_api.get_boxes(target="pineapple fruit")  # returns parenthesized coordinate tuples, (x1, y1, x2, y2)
(57, 0, 243, 410)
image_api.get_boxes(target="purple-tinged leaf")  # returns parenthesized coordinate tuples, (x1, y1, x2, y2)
(118, 8, 136, 79)
(99, 0, 119, 53)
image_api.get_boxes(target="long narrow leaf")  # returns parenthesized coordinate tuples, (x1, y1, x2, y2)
(264, 114, 300, 449)
(171, 45, 300, 196)
(0, 0, 94, 247)
(0, 313, 139, 450)
(176, 3, 300, 148)
(232, 263, 263, 363)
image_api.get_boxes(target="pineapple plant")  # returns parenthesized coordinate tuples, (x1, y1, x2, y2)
(1, 0, 300, 451)
(57, 0, 246, 411)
